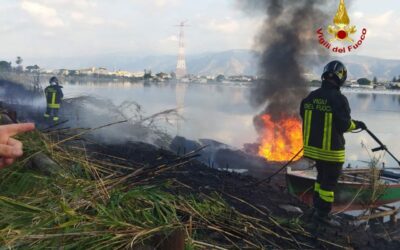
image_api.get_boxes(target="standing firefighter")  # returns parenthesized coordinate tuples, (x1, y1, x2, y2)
(44, 76, 63, 121)
(300, 61, 366, 227)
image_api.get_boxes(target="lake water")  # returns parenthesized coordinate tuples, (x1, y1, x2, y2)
(63, 81, 400, 168)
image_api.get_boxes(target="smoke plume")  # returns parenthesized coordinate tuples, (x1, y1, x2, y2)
(237, 0, 333, 125)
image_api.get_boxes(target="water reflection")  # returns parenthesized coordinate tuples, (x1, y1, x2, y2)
(175, 83, 187, 135)
(355, 93, 370, 100)
(344, 90, 400, 167)
(63, 81, 400, 167)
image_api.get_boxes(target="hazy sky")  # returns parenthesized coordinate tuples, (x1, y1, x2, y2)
(0, 0, 399, 64)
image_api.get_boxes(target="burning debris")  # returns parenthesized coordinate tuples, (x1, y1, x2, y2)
(257, 114, 303, 161)
(237, 0, 332, 161)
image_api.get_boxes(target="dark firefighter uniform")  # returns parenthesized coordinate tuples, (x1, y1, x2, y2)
(300, 60, 366, 224)
(44, 77, 63, 121)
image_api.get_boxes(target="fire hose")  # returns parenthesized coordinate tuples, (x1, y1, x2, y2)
(364, 128, 400, 167)
(249, 147, 304, 187)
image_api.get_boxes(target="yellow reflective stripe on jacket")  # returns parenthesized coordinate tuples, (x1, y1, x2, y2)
(304, 146, 345, 157)
(303, 110, 312, 146)
(322, 113, 332, 151)
(46, 87, 60, 108)
(302, 108, 346, 162)
(322, 113, 328, 149)
(51, 92, 56, 105)
(314, 182, 320, 193)
(48, 103, 60, 109)
(304, 151, 344, 162)
(304, 148, 345, 162)
(304, 145, 345, 162)
(347, 120, 356, 132)
(319, 189, 334, 203)
(327, 114, 332, 150)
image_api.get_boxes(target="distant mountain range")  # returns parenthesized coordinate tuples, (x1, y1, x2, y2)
(30, 50, 258, 76)
(337, 55, 400, 81)
(29, 50, 400, 80)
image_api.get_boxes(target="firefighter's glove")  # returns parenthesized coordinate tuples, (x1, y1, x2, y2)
(354, 120, 367, 130)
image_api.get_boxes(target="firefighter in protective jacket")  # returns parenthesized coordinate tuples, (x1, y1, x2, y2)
(44, 76, 63, 121)
(300, 60, 366, 227)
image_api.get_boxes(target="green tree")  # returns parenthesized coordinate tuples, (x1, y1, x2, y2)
(357, 78, 371, 85)
(216, 74, 225, 82)
(16, 56, 23, 65)
(26, 65, 40, 72)
(0, 61, 12, 72)
(144, 69, 152, 80)
(15, 56, 23, 73)
(373, 76, 378, 84)
(156, 72, 168, 79)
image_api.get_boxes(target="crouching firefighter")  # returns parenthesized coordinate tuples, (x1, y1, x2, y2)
(300, 60, 367, 227)
(44, 76, 63, 121)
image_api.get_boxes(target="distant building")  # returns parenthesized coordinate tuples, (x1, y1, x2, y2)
(228, 75, 254, 82)
(96, 67, 108, 75)
(77, 68, 94, 75)
(58, 69, 70, 76)
(114, 70, 133, 77)
(131, 71, 145, 78)
(40, 69, 54, 74)
(78, 67, 109, 75)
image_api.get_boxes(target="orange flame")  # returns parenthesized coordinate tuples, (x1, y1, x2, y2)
(258, 114, 303, 162)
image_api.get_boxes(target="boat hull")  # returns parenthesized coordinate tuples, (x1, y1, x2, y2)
(286, 168, 400, 212)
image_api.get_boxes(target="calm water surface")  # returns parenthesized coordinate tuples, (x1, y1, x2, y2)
(63, 81, 400, 168)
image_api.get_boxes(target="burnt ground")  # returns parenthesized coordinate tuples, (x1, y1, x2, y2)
(2, 78, 400, 249)
(85, 141, 400, 249)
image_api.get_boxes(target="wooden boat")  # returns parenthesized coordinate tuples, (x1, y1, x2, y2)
(286, 167, 400, 212)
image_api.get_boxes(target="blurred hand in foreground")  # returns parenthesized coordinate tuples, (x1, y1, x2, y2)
(0, 123, 35, 169)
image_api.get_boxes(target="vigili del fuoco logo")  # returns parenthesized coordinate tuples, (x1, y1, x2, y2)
(316, 0, 367, 54)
